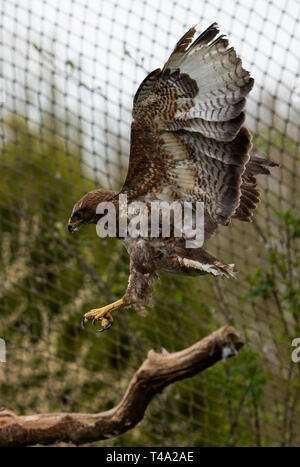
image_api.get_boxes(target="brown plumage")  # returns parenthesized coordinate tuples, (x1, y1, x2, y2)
(68, 23, 277, 331)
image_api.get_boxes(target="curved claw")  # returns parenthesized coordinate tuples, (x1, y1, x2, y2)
(97, 321, 113, 333)
(81, 318, 86, 329)
(92, 317, 97, 327)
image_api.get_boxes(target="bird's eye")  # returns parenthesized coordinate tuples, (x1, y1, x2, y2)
(72, 212, 82, 222)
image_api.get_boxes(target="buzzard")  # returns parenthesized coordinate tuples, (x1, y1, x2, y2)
(68, 23, 277, 332)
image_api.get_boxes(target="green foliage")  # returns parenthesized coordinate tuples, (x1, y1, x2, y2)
(240, 209, 300, 445)
(277, 209, 300, 239)
(242, 210, 300, 323)
(242, 266, 275, 300)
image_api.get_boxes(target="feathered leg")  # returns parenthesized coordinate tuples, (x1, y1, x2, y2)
(82, 239, 157, 332)
(163, 246, 236, 278)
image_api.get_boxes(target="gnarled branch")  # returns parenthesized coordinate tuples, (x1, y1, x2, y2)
(0, 326, 243, 446)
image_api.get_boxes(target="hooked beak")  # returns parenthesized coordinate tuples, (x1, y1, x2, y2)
(67, 218, 82, 233)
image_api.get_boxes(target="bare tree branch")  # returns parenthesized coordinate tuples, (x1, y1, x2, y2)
(0, 326, 244, 447)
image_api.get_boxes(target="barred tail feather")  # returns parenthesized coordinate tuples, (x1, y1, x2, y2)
(233, 154, 279, 222)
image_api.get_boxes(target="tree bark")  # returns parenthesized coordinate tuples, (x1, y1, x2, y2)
(0, 326, 243, 446)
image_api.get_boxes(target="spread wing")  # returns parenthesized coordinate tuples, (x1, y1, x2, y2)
(120, 23, 275, 239)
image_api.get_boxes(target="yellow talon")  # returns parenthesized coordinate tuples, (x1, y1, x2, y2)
(82, 298, 126, 332)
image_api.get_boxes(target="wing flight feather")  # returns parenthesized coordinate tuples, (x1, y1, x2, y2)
(121, 23, 276, 237)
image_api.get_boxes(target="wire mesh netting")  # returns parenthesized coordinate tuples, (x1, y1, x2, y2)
(0, 0, 299, 447)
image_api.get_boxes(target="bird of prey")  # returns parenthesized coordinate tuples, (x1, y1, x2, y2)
(68, 23, 277, 332)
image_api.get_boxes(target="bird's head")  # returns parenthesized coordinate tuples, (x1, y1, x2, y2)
(67, 189, 118, 233)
